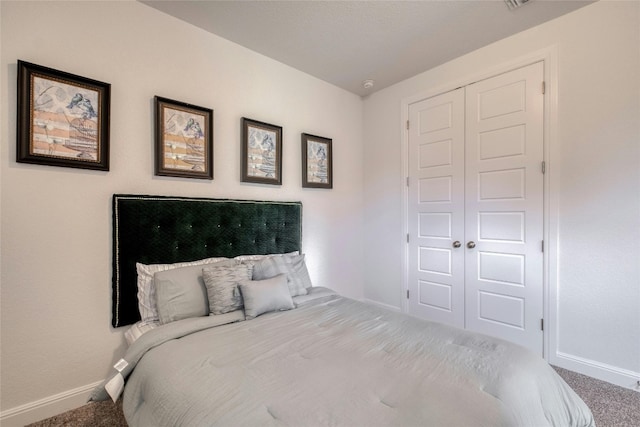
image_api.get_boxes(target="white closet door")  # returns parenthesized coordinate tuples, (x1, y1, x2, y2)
(464, 62, 544, 353)
(407, 88, 465, 327)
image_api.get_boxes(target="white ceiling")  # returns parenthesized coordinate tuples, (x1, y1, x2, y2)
(141, 0, 594, 97)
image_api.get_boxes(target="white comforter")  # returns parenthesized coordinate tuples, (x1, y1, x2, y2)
(93, 290, 594, 427)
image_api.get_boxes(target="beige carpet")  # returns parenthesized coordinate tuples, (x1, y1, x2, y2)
(27, 366, 640, 426)
(552, 366, 640, 427)
(26, 399, 126, 427)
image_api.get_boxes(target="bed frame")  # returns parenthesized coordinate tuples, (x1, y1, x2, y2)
(112, 194, 302, 328)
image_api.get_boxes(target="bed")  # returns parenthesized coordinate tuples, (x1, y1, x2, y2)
(92, 194, 595, 427)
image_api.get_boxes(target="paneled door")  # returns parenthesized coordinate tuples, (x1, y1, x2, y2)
(407, 62, 545, 354)
(464, 62, 544, 352)
(407, 88, 465, 328)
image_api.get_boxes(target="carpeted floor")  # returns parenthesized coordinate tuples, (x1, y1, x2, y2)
(26, 398, 126, 427)
(552, 366, 640, 427)
(27, 366, 640, 426)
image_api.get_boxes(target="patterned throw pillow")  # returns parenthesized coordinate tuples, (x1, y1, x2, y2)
(203, 264, 254, 315)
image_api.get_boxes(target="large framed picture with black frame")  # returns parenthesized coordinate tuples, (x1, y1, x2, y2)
(301, 133, 332, 188)
(241, 117, 282, 185)
(17, 60, 111, 171)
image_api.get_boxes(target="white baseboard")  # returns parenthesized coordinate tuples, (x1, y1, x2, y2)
(552, 351, 640, 392)
(0, 380, 103, 427)
(361, 298, 402, 312)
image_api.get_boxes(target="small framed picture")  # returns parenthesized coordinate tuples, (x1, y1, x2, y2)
(17, 60, 111, 171)
(155, 96, 213, 180)
(302, 133, 332, 189)
(241, 117, 282, 185)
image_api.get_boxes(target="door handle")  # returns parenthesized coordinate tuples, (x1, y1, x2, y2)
(452, 241, 461, 248)
(467, 241, 476, 249)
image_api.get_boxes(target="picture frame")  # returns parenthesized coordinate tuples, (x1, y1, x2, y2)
(241, 117, 282, 185)
(155, 96, 213, 180)
(17, 60, 111, 171)
(301, 133, 332, 189)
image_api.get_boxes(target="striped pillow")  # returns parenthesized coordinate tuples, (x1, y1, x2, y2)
(251, 255, 310, 297)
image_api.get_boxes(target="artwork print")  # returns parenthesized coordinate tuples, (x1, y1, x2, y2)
(32, 77, 99, 160)
(241, 118, 282, 185)
(155, 96, 213, 179)
(17, 60, 110, 170)
(306, 140, 329, 184)
(162, 107, 205, 171)
(247, 126, 277, 179)
(302, 133, 332, 189)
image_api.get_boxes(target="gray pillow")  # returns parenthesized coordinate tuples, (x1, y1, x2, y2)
(290, 254, 313, 290)
(154, 259, 236, 324)
(238, 274, 295, 319)
(136, 256, 229, 324)
(252, 255, 309, 297)
(203, 264, 254, 315)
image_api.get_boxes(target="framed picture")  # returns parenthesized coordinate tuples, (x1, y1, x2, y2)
(155, 96, 213, 180)
(17, 60, 110, 171)
(241, 117, 282, 185)
(302, 133, 332, 189)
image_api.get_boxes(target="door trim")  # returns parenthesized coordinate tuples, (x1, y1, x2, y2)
(401, 46, 558, 361)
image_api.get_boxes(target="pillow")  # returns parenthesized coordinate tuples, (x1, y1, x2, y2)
(233, 251, 299, 262)
(292, 286, 337, 307)
(251, 255, 309, 297)
(289, 254, 313, 290)
(136, 256, 229, 324)
(203, 263, 254, 315)
(154, 259, 237, 324)
(238, 274, 294, 319)
(124, 321, 157, 345)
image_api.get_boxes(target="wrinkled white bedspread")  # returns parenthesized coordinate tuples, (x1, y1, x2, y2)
(94, 291, 594, 427)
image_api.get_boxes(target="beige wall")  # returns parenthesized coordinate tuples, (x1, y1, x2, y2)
(0, 0, 364, 417)
(363, 0, 639, 388)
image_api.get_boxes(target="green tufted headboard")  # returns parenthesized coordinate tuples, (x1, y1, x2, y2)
(112, 194, 302, 328)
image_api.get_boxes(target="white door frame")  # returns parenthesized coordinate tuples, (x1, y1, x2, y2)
(400, 46, 559, 361)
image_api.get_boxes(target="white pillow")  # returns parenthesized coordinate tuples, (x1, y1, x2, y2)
(238, 274, 295, 319)
(136, 257, 228, 324)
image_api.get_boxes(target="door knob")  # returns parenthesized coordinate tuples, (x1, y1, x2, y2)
(467, 241, 476, 249)
(452, 241, 461, 248)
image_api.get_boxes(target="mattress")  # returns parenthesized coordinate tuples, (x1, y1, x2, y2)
(93, 289, 594, 427)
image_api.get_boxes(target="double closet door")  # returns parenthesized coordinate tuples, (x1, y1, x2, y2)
(407, 62, 545, 354)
